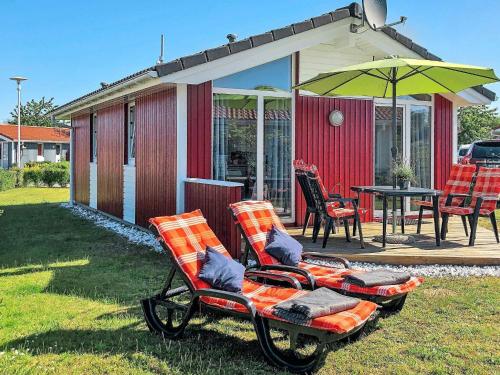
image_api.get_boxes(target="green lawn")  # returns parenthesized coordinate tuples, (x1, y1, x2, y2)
(479, 209, 500, 231)
(0, 188, 499, 374)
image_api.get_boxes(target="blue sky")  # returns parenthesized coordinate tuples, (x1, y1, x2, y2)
(0, 0, 498, 121)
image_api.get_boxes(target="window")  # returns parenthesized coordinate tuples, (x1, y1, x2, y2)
(90, 112, 98, 162)
(56, 144, 61, 156)
(213, 56, 292, 92)
(212, 92, 293, 218)
(37, 144, 43, 157)
(127, 103, 136, 165)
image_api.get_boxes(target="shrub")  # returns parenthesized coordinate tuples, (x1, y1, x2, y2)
(23, 166, 43, 187)
(57, 167, 70, 187)
(0, 169, 16, 191)
(10, 167, 24, 187)
(41, 167, 58, 187)
(41, 166, 69, 187)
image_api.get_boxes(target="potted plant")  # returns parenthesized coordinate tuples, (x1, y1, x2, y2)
(392, 160, 416, 190)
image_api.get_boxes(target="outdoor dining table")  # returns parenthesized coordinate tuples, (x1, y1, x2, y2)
(351, 186, 443, 248)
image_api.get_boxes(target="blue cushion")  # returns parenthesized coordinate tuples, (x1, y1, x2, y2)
(265, 225, 303, 266)
(198, 247, 245, 293)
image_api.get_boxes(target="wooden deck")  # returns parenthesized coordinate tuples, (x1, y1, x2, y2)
(290, 217, 500, 266)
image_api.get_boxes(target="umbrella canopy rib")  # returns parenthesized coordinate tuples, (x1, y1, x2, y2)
(320, 71, 367, 96)
(438, 66, 498, 80)
(397, 66, 433, 82)
(419, 71, 457, 93)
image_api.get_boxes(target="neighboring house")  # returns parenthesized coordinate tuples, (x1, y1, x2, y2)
(51, 3, 496, 230)
(0, 124, 70, 168)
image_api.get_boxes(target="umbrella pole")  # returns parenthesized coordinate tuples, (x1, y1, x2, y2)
(391, 70, 398, 234)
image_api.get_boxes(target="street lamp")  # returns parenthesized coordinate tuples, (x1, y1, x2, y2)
(9, 76, 27, 167)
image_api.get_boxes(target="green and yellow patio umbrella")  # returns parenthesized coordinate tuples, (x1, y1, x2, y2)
(294, 56, 498, 233)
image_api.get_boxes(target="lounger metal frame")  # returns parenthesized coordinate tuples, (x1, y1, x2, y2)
(229, 209, 407, 312)
(142, 225, 377, 373)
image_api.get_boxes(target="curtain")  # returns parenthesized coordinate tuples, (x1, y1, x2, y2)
(411, 105, 432, 188)
(264, 97, 292, 216)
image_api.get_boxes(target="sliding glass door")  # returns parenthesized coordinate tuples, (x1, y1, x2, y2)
(212, 91, 293, 219)
(264, 97, 292, 217)
(213, 94, 258, 200)
(374, 99, 433, 213)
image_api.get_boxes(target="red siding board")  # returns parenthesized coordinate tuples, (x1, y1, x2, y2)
(135, 88, 177, 227)
(187, 81, 212, 179)
(295, 95, 374, 225)
(71, 114, 90, 205)
(97, 104, 124, 218)
(185, 182, 242, 258)
(434, 95, 454, 189)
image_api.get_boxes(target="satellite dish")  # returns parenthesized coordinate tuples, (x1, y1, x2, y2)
(351, 0, 406, 33)
(363, 0, 387, 30)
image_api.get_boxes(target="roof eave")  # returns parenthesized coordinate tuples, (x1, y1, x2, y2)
(51, 70, 159, 119)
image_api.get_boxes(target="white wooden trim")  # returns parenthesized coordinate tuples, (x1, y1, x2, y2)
(89, 162, 98, 209)
(69, 129, 74, 204)
(53, 72, 159, 119)
(212, 87, 292, 98)
(256, 95, 264, 200)
(176, 83, 188, 214)
(452, 101, 459, 163)
(123, 165, 136, 223)
(289, 52, 298, 224)
(185, 178, 243, 187)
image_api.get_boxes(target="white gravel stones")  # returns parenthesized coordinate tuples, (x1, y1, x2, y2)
(62, 203, 499, 277)
(308, 259, 500, 278)
(61, 203, 162, 252)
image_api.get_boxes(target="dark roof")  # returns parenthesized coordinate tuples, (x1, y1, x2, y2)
(154, 3, 357, 77)
(55, 2, 495, 114)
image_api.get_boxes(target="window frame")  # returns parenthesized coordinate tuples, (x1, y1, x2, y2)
(127, 102, 136, 166)
(212, 87, 294, 222)
(91, 112, 98, 163)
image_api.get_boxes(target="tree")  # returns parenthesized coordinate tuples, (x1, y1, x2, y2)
(458, 105, 498, 145)
(9, 97, 58, 127)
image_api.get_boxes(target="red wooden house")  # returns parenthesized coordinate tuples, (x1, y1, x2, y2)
(51, 3, 495, 254)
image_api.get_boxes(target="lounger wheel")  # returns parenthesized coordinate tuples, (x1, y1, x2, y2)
(141, 297, 195, 339)
(380, 295, 407, 314)
(254, 317, 327, 374)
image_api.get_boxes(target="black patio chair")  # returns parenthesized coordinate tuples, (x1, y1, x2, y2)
(306, 169, 366, 249)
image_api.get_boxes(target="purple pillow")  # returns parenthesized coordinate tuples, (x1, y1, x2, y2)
(199, 247, 245, 293)
(265, 225, 303, 266)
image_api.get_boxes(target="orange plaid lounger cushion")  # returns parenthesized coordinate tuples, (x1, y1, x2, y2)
(204, 278, 377, 334)
(229, 201, 423, 297)
(150, 210, 377, 334)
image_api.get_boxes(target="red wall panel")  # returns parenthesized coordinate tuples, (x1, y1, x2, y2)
(185, 182, 242, 258)
(71, 114, 90, 206)
(295, 95, 374, 224)
(135, 88, 177, 227)
(187, 81, 212, 178)
(97, 104, 124, 218)
(434, 94, 454, 190)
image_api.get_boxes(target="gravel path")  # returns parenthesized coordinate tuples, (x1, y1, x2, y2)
(63, 203, 499, 278)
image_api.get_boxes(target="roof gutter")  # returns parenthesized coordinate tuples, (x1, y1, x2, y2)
(51, 70, 159, 120)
